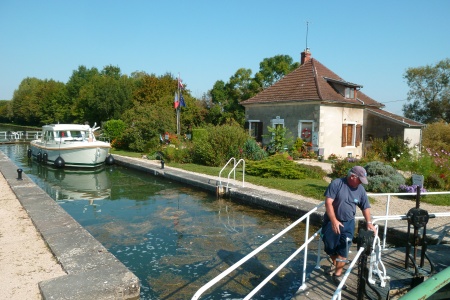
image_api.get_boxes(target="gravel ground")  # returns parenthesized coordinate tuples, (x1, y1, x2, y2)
(0, 173, 66, 300)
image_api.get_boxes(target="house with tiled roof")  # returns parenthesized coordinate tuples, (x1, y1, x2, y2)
(240, 49, 424, 159)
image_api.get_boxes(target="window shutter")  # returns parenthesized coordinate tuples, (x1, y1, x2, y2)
(342, 124, 348, 147)
(256, 122, 263, 143)
(244, 122, 249, 134)
(356, 124, 362, 146)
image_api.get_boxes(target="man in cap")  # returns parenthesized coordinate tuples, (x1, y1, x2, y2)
(321, 166, 376, 287)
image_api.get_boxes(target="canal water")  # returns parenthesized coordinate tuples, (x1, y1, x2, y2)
(0, 143, 319, 299)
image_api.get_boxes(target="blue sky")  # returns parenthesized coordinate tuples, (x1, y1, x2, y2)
(1, 0, 449, 116)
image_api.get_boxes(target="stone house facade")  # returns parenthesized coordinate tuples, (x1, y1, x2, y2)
(240, 49, 424, 159)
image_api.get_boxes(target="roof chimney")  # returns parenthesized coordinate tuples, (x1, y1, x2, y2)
(301, 48, 311, 64)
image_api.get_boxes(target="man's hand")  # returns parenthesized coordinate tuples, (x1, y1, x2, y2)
(367, 222, 377, 235)
(332, 220, 344, 234)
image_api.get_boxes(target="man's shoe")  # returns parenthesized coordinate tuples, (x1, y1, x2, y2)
(332, 274, 348, 290)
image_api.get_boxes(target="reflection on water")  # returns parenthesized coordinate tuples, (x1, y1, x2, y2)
(0, 143, 318, 300)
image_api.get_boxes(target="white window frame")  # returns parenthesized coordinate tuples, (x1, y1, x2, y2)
(298, 120, 314, 138)
(271, 117, 284, 128)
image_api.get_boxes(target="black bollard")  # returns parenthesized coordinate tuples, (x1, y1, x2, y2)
(161, 159, 165, 169)
(17, 168, 23, 180)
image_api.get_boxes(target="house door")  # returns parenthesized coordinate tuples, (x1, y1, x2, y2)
(299, 121, 313, 143)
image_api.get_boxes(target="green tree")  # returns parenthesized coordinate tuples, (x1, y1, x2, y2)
(255, 54, 299, 89)
(403, 58, 450, 123)
(36, 79, 69, 124)
(0, 100, 10, 123)
(75, 66, 134, 123)
(10, 77, 42, 125)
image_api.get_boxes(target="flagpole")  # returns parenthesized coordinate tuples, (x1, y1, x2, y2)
(177, 73, 181, 135)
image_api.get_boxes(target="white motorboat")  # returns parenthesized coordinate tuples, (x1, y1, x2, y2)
(29, 123, 114, 168)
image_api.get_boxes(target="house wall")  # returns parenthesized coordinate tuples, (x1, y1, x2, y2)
(244, 103, 364, 159)
(404, 128, 422, 148)
(244, 102, 320, 145)
(319, 105, 364, 159)
(364, 113, 405, 141)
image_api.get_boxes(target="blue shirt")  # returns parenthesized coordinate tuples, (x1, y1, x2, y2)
(323, 177, 370, 222)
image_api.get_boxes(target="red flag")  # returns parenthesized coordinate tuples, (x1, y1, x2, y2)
(174, 92, 179, 109)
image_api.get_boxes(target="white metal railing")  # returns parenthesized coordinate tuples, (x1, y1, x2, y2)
(192, 191, 450, 299)
(226, 159, 245, 192)
(367, 191, 450, 249)
(218, 157, 236, 187)
(0, 131, 42, 141)
(191, 201, 325, 300)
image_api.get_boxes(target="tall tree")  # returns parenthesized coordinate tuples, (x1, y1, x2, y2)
(10, 77, 42, 125)
(36, 79, 69, 124)
(255, 54, 299, 89)
(403, 58, 450, 123)
(76, 68, 134, 123)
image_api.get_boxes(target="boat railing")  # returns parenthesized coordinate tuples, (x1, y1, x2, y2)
(192, 191, 450, 299)
(0, 131, 42, 141)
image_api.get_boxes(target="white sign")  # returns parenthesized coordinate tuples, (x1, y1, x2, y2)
(412, 174, 424, 187)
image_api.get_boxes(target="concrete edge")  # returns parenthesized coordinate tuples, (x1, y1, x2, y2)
(0, 152, 140, 300)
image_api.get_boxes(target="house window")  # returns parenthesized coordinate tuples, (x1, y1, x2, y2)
(271, 117, 284, 128)
(245, 120, 263, 142)
(342, 123, 362, 147)
(345, 87, 355, 99)
(299, 121, 313, 143)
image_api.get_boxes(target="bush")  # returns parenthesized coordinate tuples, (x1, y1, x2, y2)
(103, 119, 126, 141)
(242, 138, 268, 161)
(161, 143, 194, 164)
(192, 123, 248, 166)
(365, 161, 405, 193)
(366, 136, 411, 162)
(246, 153, 326, 179)
(331, 158, 362, 178)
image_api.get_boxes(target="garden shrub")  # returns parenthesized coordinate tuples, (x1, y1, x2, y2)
(242, 138, 268, 161)
(192, 123, 248, 166)
(103, 119, 126, 141)
(161, 143, 193, 164)
(246, 153, 326, 179)
(367, 136, 410, 162)
(331, 158, 361, 178)
(364, 161, 405, 193)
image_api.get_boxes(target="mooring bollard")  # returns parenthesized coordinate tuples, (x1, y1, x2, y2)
(17, 168, 23, 180)
(160, 159, 165, 169)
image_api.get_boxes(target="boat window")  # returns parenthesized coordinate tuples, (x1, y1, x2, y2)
(70, 131, 83, 138)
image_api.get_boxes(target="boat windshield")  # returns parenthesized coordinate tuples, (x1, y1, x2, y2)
(46, 130, 87, 141)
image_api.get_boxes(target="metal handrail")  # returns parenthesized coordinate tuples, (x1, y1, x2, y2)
(218, 157, 236, 187)
(191, 201, 325, 300)
(367, 191, 450, 249)
(193, 192, 450, 299)
(226, 158, 245, 192)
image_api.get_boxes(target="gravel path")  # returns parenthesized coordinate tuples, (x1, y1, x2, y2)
(0, 173, 66, 300)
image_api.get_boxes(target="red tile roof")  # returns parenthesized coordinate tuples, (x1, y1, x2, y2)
(240, 58, 383, 108)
